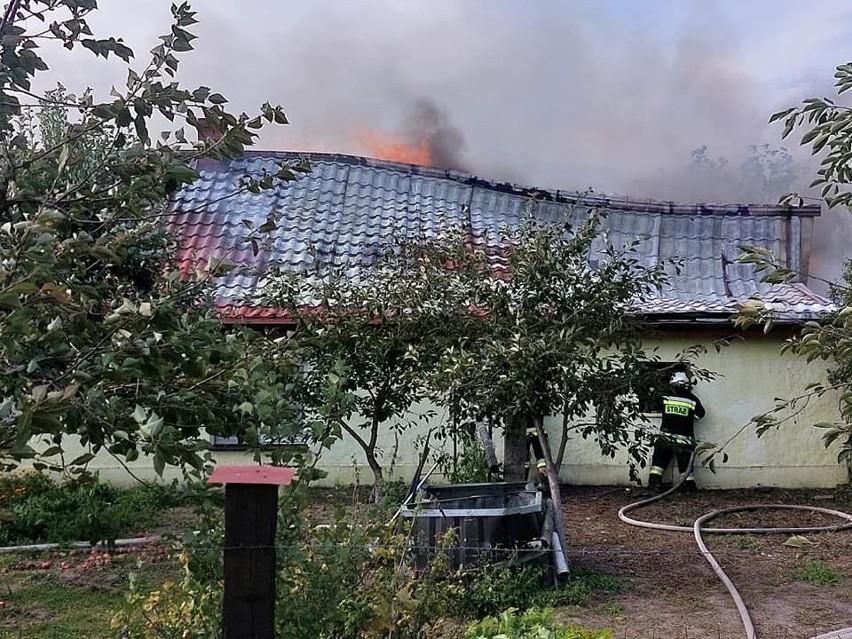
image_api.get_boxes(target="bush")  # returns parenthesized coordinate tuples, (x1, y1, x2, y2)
(465, 607, 612, 639)
(114, 490, 622, 639)
(379, 478, 413, 512)
(434, 562, 621, 619)
(0, 471, 180, 545)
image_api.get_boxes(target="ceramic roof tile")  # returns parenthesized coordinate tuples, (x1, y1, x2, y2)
(171, 151, 832, 324)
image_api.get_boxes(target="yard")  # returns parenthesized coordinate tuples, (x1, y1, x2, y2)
(1, 484, 850, 638)
(560, 486, 852, 639)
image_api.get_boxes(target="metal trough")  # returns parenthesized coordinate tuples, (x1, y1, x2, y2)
(400, 482, 546, 571)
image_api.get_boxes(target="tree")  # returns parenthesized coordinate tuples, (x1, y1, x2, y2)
(271, 199, 712, 489)
(682, 143, 797, 203)
(268, 231, 482, 497)
(424, 207, 685, 484)
(739, 144, 797, 202)
(0, 1, 317, 477)
(734, 61, 852, 472)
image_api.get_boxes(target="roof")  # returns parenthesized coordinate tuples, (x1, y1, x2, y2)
(207, 465, 296, 486)
(170, 151, 834, 325)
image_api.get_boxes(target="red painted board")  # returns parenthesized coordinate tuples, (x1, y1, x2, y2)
(208, 465, 296, 486)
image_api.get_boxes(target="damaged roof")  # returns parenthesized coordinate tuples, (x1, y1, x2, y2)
(170, 151, 834, 325)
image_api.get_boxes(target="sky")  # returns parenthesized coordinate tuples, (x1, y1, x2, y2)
(39, 1, 851, 193)
(33, 0, 852, 286)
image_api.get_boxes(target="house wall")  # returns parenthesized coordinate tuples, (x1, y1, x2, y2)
(20, 332, 850, 489)
(554, 333, 848, 489)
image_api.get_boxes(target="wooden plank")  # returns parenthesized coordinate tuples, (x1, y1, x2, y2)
(475, 422, 500, 472)
(400, 494, 542, 519)
(209, 465, 295, 485)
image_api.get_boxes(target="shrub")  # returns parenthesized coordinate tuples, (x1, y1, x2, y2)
(465, 607, 612, 639)
(114, 491, 622, 639)
(379, 478, 413, 511)
(425, 561, 621, 620)
(112, 549, 222, 639)
(0, 472, 180, 545)
(0, 468, 54, 505)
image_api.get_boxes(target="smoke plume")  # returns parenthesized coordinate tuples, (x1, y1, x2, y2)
(355, 98, 467, 170)
(402, 99, 466, 170)
(41, 1, 845, 196)
(36, 0, 852, 290)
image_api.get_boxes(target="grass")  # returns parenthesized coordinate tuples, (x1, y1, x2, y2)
(788, 558, 842, 585)
(0, 553, 179, 639)
(549, 566, 622, 609)
(730, 535, 761, 551)
(1, 574, 121, 638)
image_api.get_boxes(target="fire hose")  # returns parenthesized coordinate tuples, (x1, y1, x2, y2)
(617, 453, 852, 639)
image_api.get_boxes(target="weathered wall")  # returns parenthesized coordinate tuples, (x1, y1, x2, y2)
(21, 332, 850, 489)
(553, 333, 848, 488)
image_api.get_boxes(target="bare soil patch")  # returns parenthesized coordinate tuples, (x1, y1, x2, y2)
(559, 486, 852, 639)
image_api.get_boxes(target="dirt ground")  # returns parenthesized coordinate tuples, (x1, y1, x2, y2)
(557, 485, 852, 639)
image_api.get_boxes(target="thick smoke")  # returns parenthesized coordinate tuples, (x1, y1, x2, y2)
(36, 0, 852, 291)
(42, 1, 844, 197)
(402, 98, 466, 171)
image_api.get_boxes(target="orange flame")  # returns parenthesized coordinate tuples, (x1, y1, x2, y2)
(356, 130, 433, 167)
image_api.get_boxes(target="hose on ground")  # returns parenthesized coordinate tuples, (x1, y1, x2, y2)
(0, 535, 162, 555)
(617, 458, 852, 639)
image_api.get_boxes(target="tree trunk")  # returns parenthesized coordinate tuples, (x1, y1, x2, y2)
(503, 414, 529, 482)
(367, 453, 384, 502)
(556, 409, 570, 470)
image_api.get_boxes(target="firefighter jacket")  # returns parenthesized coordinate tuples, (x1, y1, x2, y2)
(660, 390, 705, 438)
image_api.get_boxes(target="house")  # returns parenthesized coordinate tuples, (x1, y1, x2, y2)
(100, 151, 849, 488)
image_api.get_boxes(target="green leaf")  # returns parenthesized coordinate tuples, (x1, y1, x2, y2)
(132, 405, 148, 424)
(153, 452, 165, 476)
(782, 535, 816, 548)
(69, 452, 95, 466)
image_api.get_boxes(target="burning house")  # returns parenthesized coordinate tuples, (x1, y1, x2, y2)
(76, 149, 845, 489)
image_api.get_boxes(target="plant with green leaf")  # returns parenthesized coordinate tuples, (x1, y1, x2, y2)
(267, 230, 481, 497)
(0, 1, 319, 477)
(735, 61, 852, 473)
(270, 202, 710, 493)
(771, 62, 852, 210)
(465, 607, 612, 639)
(423, 207, 680, 484)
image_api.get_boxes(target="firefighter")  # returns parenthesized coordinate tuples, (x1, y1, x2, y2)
(647, 371, 705, 493)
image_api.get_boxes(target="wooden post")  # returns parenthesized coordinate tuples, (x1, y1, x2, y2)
(208, 465, 296, 639)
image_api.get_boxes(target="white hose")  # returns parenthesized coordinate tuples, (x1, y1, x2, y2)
(617, 471, 852, 639)
(0, 535, 162, 555)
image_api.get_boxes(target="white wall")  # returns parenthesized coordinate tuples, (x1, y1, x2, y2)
(17, 332, 850, 489)
(552, 334, 848, 488)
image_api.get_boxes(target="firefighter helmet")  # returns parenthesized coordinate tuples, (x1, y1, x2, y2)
(670, 371, 690, 388)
